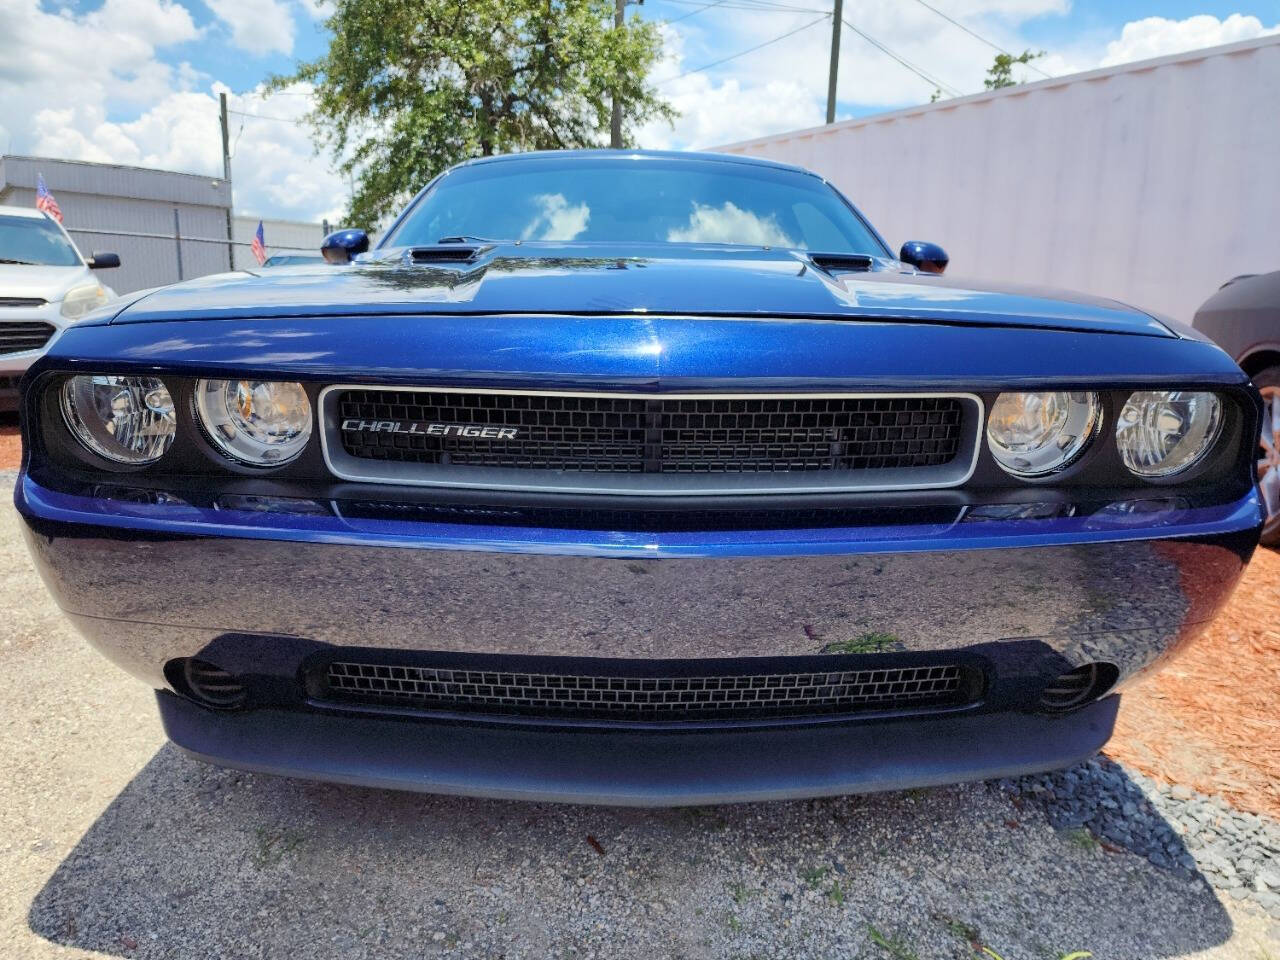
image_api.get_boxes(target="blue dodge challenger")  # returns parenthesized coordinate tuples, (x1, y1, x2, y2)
(16, 151, 1263, 805)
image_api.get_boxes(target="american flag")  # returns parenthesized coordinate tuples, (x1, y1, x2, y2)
(251, 220, 267, 266)
(35, 174, 62, 223)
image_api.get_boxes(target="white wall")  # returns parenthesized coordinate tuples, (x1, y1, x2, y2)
(717, 35, 1280, 325)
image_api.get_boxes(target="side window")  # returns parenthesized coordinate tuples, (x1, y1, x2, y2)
(791, 201, 850, 251)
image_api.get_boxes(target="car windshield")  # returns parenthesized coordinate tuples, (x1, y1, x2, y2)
(0, 215, 82, 267)
(385, 157, 886, 255)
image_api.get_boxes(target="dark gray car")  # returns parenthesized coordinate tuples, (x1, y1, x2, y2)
(1194, 270, 1280, 545)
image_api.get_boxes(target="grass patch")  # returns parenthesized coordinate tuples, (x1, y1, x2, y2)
(822, 632, 899, 655)
(867, 925, 920, 960)
(1063, 827, 1100, 853)
(799, 865, 830, 887)
(251, 827, 305, 868)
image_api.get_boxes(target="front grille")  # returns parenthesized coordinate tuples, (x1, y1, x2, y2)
(322, 660, 970, 721)
(0, 297, 47, 308)
(334, 389, 965, 478)
(0, 321, 55, 355)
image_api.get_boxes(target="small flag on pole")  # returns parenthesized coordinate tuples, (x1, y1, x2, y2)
(35, 174, 63, 223)
(251, 220, 267, 266)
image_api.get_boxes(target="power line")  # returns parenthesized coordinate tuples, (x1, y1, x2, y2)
(658, 0, 828, 15)
(227, 109, 307, 124)
(658, 14, 829, 84)
(841, 16, 963, 98)
(905, 0, 1053, 79)
(664, 0, 730, 25)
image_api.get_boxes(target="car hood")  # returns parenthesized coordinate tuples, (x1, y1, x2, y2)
(107, 244, 1172, 337)
(0, 263, 94, 301)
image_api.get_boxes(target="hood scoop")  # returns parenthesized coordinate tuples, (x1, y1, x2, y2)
(809, 252, 875, 275)
(405, 243, 494, 265)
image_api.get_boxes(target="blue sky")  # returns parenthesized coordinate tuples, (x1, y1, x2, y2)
(0, 0, 1276, 222)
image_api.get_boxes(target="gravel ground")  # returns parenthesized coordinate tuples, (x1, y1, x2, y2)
(2, 470, 1278, 959)
(995, 762, 1280, 918)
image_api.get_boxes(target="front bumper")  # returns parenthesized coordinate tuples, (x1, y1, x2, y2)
(16, 474, 1261, 801)
(159, 689, 1120, 805)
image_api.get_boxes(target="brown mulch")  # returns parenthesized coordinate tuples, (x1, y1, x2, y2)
(1107, 545, 1280, 820)
(0, 414, 1275, 813)
(0, 421, 19, 471)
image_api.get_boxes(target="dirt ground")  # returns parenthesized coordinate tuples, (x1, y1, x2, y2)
(2, 416, 1275, 820)
(1108, 544, 1280, 819)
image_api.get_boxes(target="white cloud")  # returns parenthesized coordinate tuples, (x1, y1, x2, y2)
(204, 0, 296, 56)
(1099, 14, 1278, 67)
(0, 0, 343, 223)
(643, 5, 1280, 153)
(519, 194, 590, 241)
(666, 201, 796, 246)
(640, 0, 1077, 149)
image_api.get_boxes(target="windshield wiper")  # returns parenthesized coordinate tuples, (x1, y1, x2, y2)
(0, 258, 38, 265)
(436, 235, 502, 244)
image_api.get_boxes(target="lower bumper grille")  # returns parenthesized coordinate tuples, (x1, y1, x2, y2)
(0, 321, 55, 355)
(321, 660, 972, 722)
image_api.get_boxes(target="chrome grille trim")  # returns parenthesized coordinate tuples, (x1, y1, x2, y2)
(319, 385, 984, 496)
(322, 661, 970, 721)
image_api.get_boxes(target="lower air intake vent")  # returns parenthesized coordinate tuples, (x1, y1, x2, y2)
(1039, 662, 1118, 712)
(181, 658, 247, 708)
(321, 659, 975, 722)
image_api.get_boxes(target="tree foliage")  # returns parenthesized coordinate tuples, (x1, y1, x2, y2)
(984, 49, 1045, 90)
(274, 0, 674, 228)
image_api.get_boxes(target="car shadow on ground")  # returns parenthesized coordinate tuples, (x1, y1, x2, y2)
(28, 745, 1232, 959)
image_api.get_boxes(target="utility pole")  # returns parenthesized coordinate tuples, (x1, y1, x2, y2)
(610, 0, 625, 148)
(826, 0, 843, 124)
(219, 92, 235, 270)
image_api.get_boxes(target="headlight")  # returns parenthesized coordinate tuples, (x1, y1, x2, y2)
(60, 283, 108, 320)
(1115, 391, 1222, 478)
(986, 391, 1101, 478)
(194, 379, 312, 465)
(60, 375, 176, 465)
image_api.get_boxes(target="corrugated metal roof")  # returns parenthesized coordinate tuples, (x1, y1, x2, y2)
(0, 155, 230, 208)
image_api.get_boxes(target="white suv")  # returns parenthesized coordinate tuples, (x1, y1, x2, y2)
(1, 207, 119, 410)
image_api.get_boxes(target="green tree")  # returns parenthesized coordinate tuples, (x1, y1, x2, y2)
(984, 49, 1045, 90)
(274, 0, 674, 228)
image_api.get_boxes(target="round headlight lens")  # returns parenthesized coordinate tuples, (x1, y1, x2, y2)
(60, 375, 176, 465)
(986, 391, 1101, 478)
(195, 379, 312, 466)
(1116, 391, 1222, 478)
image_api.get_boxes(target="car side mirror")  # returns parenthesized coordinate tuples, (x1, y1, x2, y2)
(899, 241, 948, 275)
(321, 229, 370, 265)
(88, 251, 120, 270)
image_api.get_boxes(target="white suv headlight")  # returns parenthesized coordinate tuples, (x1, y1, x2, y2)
(60, 283, 108, 320)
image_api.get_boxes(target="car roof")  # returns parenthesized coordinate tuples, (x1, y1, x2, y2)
(456, 149, 815, 178)
(0, 206, 55, 220)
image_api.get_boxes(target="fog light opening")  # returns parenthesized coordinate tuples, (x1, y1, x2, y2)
(172, 658, 247, 709)
(1039, 662, 1119, 713)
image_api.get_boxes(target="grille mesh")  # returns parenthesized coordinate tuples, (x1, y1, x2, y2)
(336, 390, 964, 475)
(0, 322, 55, 355)
(323, 661, 969, 721)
